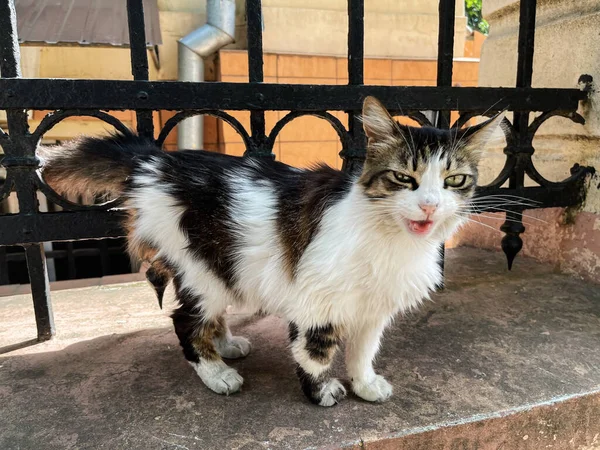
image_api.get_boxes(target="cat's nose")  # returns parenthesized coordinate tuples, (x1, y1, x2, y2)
(419, 203, 438, 216)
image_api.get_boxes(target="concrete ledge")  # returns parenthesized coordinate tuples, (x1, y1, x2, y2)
(1, 248, 600, 449)
(0, 272, 147, 298)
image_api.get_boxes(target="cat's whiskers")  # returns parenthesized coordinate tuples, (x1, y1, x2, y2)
(464, 202, 540, 212)
(472, 193, 540, 201)
(461, 207, 548, 222)
(461, 205, 548, 224)
(455, 214, 504, 234)
(470, 195, 540, 207)
(459, 213, 542, 227)
(468, 201, 537, 207)
(470, 196, 539, 204)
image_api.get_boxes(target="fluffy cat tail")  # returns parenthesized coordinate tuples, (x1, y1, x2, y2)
(37, 130, 160, 198)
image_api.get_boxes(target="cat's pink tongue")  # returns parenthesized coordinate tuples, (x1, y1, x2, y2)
(408, 220, 433, 235)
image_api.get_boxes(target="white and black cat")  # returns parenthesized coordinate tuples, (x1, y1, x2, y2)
(38, 97, 504, 406)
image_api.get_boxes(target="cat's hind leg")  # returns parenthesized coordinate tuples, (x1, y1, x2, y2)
(213, 319, 252, 360)
(288, 322, 346, 407)
(171, 290, 244, 395)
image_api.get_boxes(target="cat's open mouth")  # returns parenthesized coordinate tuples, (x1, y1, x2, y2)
(407, 220, 433, 235)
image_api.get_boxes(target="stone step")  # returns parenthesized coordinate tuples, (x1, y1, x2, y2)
(1, 248, 599, 449)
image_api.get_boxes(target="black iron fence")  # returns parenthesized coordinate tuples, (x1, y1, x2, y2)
(0, 0, 594, 341)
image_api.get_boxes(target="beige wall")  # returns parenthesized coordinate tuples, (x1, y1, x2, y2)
(453, 0, 600, 282)
(5, 0, 472, 83)
(155, 0, 469, 78)
(6, 46, 160, 141)
(260, 0, 467, 58)
(157, 0, 467, 59)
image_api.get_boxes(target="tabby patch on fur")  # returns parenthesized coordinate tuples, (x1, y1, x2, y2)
(37, 97, 504, 406)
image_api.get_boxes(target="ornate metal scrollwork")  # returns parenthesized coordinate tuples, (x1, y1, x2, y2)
(3, 103, 592, 272)
(391, 111, 435, 128)
(157, 110, 252, 151)
(453, 108, 594, 269)
(0, 125, 15, 205)
(266, 111, 351, 156)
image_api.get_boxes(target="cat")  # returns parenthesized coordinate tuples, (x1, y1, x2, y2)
(38, 97, 504, 406)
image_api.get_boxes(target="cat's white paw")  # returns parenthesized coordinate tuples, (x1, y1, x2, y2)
(352, 375, 393, 402)
(216, 336, 252, 359)
(319, 378, 347, 407)
(191, 361, 244, 395)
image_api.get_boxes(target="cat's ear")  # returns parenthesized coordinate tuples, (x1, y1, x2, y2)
(361, 96, 401, 142)
(457, 111, 507, 157)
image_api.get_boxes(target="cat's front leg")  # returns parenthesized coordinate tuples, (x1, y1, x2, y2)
(288, 322, 346, 407)
(345, 318, 393, 402)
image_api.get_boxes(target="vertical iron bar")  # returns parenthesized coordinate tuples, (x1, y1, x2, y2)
(436, 0, 456, 127)
(99, 240, 110, 277)
(247, 0, 264, 84)
(514, 0, 536, 135)
(0, 0, 21, 78)
(516, 0, 536, 89)
(501, 0, 536, 270)
(1, 0, 55, 340)
(0, 246, 9, 285)
(24, 244, 55, 341)
(126, 0, 154, 139)
(342, 0, 366, 173)
(0, 0, 28, 137)
(435, 0, 456, 283)
(246, 0, 269, 157)
(513, 0, 536, 131)
(67, 242, 76, 279)
(347, 0, 364, 86)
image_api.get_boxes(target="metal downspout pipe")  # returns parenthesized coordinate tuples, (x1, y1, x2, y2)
(177, 0, 236, 150)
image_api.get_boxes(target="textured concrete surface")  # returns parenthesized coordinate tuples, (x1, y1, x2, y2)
(1, 248, 600, 449)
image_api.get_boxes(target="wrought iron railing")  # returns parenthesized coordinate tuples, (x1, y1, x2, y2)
(0, 0, 594, 340)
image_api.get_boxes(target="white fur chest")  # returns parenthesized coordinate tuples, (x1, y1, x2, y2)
(287, 192, 443, 329)
(224, 179, 443, 330)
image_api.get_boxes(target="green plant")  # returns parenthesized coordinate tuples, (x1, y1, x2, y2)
(465, 0, 489, 35)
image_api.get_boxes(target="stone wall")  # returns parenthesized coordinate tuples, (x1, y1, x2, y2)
(453, 0, 600, 282)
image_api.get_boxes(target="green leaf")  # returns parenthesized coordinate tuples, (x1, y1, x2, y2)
(465, 0, 489, 35)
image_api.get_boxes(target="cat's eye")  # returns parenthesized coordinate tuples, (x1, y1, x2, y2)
(393, 172, 414, 184)
(444, 174, 470, 188)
